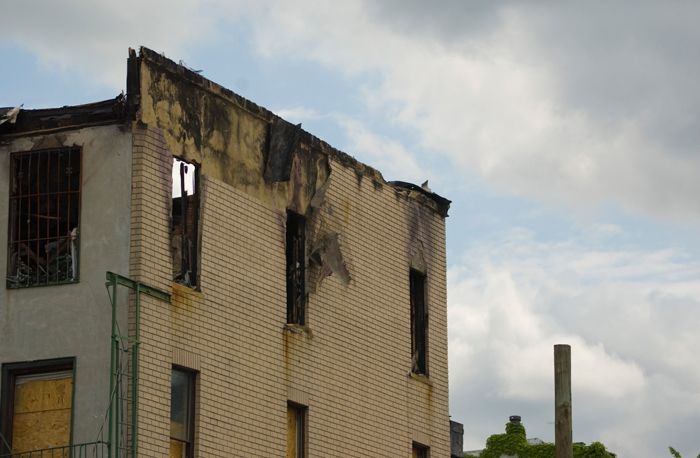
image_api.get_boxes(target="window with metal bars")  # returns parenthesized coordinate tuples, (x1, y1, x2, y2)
(410, 269, 428, 376)
(7, 148, 81, 288)
(286, 211, 306, 325)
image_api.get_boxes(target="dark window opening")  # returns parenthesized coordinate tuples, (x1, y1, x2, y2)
(412, 442, 429, 458)
(172, 158, 199, 288)
(287, 402, 306, 458)
(170, 367, 195, 458)
(286, 211, 306, 325)
(1, 358, 75, 456)
(7, 148, 81, 288)
(410, 269, 427, 376)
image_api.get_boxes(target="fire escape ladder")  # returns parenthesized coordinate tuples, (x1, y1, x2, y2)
(105, 272, 170, 458)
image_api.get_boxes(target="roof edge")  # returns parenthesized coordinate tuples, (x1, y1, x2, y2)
(0, 96, 127, 137)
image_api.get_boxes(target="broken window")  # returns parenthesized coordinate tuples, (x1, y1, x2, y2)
(7, 148, 81, 288)
(170, 367, 195, 458)
(0, 358, 74, 456)
(172, 158, 199, 288)
(410, 269, 428, 376)
(287, 402, 306, 458)
(286, 211, 306, 325)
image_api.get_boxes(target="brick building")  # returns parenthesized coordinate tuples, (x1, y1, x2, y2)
(0, 47, 451, 458)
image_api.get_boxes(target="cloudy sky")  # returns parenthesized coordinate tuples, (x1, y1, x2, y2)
(2, 1, 699, 456)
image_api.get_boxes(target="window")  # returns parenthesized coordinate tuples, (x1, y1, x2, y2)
(286, 403, 306, 458)
(410, 269, 427, 376)
(412, 442, 429, 458)
(170, 367, 195, 458)
(286, 211, 306, 325)
(7, 148, 81, 288)
(171, 158, 199, 288)
(0, 358, 74, 456)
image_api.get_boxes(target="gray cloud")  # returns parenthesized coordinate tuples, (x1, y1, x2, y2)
(448, 226, 700, 457)
(3, 1, 698, 219)
(356, 1, 700, 220)
(0, 0, 228, 89)
(3, 3, 700, 457)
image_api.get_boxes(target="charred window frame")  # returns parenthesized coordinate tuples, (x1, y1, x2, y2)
(0, 358, 75, 455)
(170, 367, 196, 458)
(172, 158, 199, 288)
(7, 148, 81, 288)
(410, 269, 428, 376)
(287, 402, 306, 458)
(286, 211, 306, 325)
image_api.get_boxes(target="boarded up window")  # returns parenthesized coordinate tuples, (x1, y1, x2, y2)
(170, 368, 195, 458)
(287, 403, 305, 458)
(410, 269, 428, 376)
(7, 148, 81, 288)
(172, 158, 199, 288)
(0, 359, 74, 456)
(286, 211, 306, 325)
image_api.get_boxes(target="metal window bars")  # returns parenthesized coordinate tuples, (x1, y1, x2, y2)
(7, 148, 81, 288)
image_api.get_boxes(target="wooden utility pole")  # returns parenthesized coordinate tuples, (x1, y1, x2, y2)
(554, 344, 572, 458)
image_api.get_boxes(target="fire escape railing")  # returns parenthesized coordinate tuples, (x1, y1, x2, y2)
(105, 272, 170, 458)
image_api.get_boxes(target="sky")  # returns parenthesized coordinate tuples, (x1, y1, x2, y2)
(2, 1, 699, 456)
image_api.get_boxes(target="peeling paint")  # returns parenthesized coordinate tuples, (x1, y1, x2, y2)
(265, 118, 301, 182)
(137, 55, 330, 216)
(311, 232, 351, 287)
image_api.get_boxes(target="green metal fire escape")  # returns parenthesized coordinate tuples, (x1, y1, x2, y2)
(0, 273, 169, 458)
(106, 272, 170, 458)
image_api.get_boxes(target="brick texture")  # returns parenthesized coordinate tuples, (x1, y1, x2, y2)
(130, 122, 450, 457)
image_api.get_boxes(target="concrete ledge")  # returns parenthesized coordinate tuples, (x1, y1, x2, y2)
(409, 372, 433, 386)
(284, 323, 313, 338)
(172, 282, 206, 299)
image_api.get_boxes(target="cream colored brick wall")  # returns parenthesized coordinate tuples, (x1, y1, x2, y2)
(130, 122, 450, 457)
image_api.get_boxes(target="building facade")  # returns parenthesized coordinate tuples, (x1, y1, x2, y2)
(0, 47, 451, 457)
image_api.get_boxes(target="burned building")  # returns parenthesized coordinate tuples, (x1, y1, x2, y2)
(0, 47, 451, 458)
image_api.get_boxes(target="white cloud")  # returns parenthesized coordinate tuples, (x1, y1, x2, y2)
(4, 3, 700, 457)
(447, 227, 700, 457)
(5, 1, 698, 220)
(243, 0, 700, 221)
(336, 117, 425, 183)
(0, 0, 255, 90)
(272, 106, 322, 124)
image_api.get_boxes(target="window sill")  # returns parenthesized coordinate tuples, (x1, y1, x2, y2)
(284, 323, 313, 338)
(172, 282, 206, 299)
(408, 372, 433, 386)
(6, 278, 80, 289)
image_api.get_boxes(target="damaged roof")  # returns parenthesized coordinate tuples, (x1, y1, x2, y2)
(0, 96, 127, 136)
(0, 46, 450, 216)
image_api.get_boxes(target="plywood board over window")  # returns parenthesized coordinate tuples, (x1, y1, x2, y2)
(287, 403, 306, 458)
(0, 359, 74, 456)
(13, 372, 73, 453)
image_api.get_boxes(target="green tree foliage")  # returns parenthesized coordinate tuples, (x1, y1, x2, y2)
(468, 421, 614, 458)
(668, 446, 699, 458)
